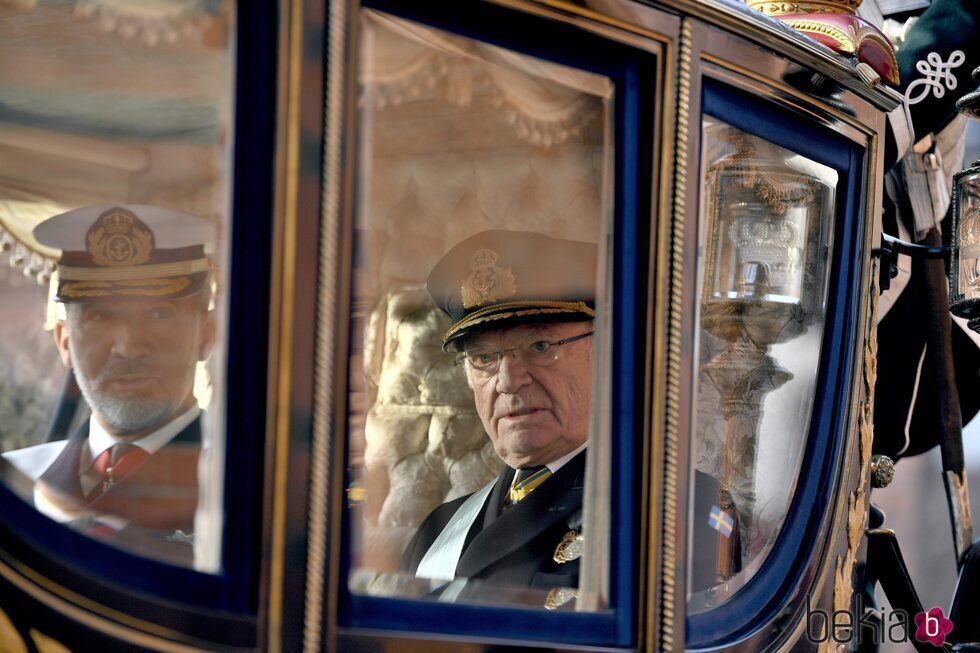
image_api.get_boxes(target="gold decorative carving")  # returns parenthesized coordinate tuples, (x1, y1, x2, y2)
(860, 29, 896, 60)
(945, 469, 973, 564)
(848, 487, 866, 554)
(784, 20, 855, 53)
(0, 609, 71, 653)
(0, 608, 28, 653)
(822, 258, 879, 650)
(748, 0, 861, 14)
(30, 630, 71, 653)
(818, 549, 856, 653)
(784, 20, 899, 84)
(714, 131, 818, 214)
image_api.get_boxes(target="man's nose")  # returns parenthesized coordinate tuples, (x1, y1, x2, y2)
(109, 318, 152, 358)
(495, 350, 533, 393)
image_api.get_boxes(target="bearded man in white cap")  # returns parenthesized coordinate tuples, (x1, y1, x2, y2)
(3, 205, 216, 564)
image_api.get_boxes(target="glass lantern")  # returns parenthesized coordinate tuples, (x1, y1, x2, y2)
(950, 161, 980, 331)
(701, 126, 836, 346)
(689, 120, 837, 609)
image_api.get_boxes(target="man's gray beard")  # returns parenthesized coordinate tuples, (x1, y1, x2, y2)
(77, 384, 179, 434)
(70, 352, 181, 435)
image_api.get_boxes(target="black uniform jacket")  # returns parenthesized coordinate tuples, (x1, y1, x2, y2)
(402, 451, 585, 591)
(36, 417, 201, 565)
(401, 452, 738, 603)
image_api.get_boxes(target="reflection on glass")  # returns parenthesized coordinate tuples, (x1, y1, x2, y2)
(346, 10, 613, 610)
(689, 118, 836, 609)
(0, 2, 235, 571)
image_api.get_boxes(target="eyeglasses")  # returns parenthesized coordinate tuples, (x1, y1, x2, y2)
(455, 331, 594, 376)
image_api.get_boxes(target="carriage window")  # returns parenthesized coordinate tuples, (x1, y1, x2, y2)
(0, 1, 234, 572)
(346, 9, 614, 611)
(688, 117, 836, 609)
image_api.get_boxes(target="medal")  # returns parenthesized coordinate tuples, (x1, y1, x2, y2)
(553, 530, 584, 564)
(544, 587, 578, 610)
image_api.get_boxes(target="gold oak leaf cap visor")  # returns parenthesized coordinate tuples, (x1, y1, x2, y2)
(427, 230, 598, 352)
(33, 205, 217, 303)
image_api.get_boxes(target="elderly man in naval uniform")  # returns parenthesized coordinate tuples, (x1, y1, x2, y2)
(401, 230, 737, 605)
(2, 205, 215, 565)
(400, 230, 597, 606)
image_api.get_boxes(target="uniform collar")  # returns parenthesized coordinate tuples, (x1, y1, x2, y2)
(544, 441, 588, 474)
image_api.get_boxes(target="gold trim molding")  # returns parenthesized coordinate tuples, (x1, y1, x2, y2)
(658, 17, 693, 653)
(303, 0, 349, 650)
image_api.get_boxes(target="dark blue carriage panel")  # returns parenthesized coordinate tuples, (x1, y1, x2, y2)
(685, 80, 867, 647)
(338, 0, 663, 647)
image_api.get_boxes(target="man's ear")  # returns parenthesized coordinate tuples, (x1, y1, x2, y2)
(198, 311, 217, 361)
(53, 320, 72, 368)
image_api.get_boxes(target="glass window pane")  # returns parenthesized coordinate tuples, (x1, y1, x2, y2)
(0, 1, 235, 572)
(688, 117, 837, 609)
(346, 9, 614, 611)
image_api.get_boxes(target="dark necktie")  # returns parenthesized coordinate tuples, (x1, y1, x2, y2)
(505, 465, 552, 507)
(90, 443, 149, 493)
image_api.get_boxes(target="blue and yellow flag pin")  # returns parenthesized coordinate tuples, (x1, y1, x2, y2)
(709, 505, 735, 538)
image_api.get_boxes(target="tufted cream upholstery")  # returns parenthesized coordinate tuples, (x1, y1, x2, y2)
(358, 284, 501, 571)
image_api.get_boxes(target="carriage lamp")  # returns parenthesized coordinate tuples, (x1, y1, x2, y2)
(700, 124, 834, 583)
(701, 127, 834, 343)
(949, 161, 980, 330)
(950, 66, 980, 332)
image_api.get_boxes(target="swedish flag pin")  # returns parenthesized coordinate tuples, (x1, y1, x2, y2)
(708, 505, 735, 538)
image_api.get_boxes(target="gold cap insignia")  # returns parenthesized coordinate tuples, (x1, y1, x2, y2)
(553, 530, 584, 564)
(460, 247, 516, 309)
(85, 207, 155, 267)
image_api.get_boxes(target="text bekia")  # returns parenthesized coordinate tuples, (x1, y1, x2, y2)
(805, 595, 909, 645)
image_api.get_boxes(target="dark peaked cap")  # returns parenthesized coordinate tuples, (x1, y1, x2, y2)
(427, 230, 597, 352)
